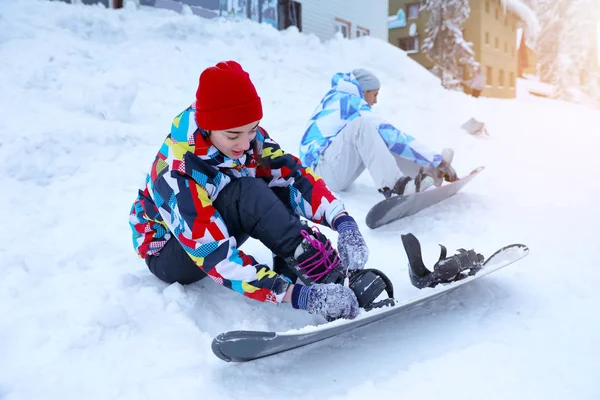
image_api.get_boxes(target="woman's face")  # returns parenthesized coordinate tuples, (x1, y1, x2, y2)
(210, 120, 259, 159)
(363, 89, 379, 107)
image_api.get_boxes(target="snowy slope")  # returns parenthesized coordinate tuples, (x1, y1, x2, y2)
(1, 1, 600, 399)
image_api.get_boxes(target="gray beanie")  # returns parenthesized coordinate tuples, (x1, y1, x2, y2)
(352, 68, 380, 91)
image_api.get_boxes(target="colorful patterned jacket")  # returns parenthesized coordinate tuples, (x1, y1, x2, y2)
(299, 72, 442, 170)
(129, 106, 346, 304)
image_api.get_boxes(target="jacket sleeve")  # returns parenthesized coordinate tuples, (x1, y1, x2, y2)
(151, 172, 290, 304)
(255, 128, 347, 227)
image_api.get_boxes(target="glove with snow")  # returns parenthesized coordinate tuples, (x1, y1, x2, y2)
(333, 215, 369, 272)
(291, 283, 359, 321)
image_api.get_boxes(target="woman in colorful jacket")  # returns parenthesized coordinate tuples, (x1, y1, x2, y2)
(129, 61, 368, 321)
(300, 69, 457, 199)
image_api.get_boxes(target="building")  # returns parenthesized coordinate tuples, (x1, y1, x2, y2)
(53, 0, 123, 7)
(517, 28, 536, 77)
(79, 0, 388, 42)
(295, 0, 388, 41)
(388, 0, 535, 99)
(131, 1, 280, 29)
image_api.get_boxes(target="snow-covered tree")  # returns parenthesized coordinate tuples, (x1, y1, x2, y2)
(421, 0, 478, 91)
(535, 0, 600, 102)
(561, 0, 600, 102)
(580, 47, 600, 101)
(535, 0, 568, 86)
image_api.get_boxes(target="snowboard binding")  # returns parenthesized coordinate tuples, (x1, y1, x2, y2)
(348, 268, 395, 311)
(401, 233, 484, 289)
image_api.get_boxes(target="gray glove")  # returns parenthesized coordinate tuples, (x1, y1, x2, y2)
(291, 283, 359, 321)
(333, 215, 369, 272)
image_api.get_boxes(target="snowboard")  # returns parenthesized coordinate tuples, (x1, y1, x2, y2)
(211, 242, 529, 362)
(365, 166, 485, 229)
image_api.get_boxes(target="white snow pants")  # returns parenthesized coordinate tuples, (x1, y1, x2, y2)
(314, 116, 423, 192)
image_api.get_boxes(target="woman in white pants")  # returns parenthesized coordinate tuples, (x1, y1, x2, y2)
(299, 69, 457, 198)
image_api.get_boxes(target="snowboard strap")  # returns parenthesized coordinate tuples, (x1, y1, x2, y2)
(400, 233, 430, 278)
(438, 244, 447, 262)
(348, 268, 395, 311)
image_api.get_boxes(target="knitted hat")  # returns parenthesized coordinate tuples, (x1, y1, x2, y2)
(195, 61, 263, 130)
(352, 68, 381, 92)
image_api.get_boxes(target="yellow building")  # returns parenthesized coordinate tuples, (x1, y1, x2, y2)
(517, 30, 537, 78)
(388, 0, 526, 99)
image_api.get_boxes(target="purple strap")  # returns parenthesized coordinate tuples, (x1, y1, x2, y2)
(295, 227, 341, 283)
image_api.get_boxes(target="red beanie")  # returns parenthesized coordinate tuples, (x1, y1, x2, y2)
(195, 61, 263, 130)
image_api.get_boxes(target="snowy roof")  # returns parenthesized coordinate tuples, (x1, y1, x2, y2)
(516, 27, 523, 48)
(516, 27, 534, 50)
(500, 0, 539, 38)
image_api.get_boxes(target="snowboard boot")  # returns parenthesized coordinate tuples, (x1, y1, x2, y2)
(378, 171, 435, 200)
(284, 224, 398, 310)
(272, 255, 298, 284)
(284, 224, 345, 285)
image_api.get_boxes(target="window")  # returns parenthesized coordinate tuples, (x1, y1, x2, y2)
(485, 1, 489, 13)
(512, 45, 515, 57)
(485, 32, 489, 45)
(495, 8, 499, 20)
(499, 69, 505, 87)
(407, 3, 420, 19)
(398, 36, 419, 53)
(356, 26, 370, 37)
(509, 72, 515, 88)
(486, 66, 493, 86)
(335, 18, 351, 38)
(505, 42, 508, 53)
(495, 37, 499, 49)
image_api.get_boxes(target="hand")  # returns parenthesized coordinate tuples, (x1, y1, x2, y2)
(290, 283, 359, 321)
(333, 215, 369, 272)
(437, 160, 458, 182)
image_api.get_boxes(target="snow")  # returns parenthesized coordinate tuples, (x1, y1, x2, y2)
(517, 77, 554, 98)
(1, 0, 600, 399)
(501, 0, 540, 38)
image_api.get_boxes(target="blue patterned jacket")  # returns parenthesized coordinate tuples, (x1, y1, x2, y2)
(299, 72, 441, 170)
